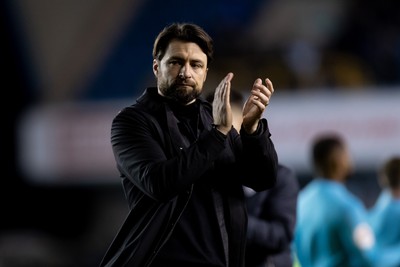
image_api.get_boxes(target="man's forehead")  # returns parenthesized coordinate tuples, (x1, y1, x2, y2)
(166, 40, 206, 58)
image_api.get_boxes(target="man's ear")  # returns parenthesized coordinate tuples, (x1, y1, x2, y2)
(153, 59, 159, 77)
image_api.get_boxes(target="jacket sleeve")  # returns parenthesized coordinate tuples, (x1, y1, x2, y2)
(239, 118, 279, 191)
(111, 107, 228, 202)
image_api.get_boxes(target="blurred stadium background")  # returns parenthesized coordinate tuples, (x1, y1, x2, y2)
(2, 0, 400, 266)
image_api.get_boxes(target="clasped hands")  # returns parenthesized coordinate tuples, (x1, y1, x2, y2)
(212, 72, 274, 135)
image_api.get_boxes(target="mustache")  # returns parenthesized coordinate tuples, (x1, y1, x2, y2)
(173, 79, 195, 87)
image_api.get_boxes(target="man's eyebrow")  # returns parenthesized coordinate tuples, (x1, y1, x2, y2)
(168, 55, 183, 60)
(168, 56, 205, 64)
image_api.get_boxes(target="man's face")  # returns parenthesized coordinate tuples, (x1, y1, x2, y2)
(335, 145, 353, 180)
(153, 40, 208, 105)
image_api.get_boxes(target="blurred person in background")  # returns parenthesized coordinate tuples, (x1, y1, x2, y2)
(369, 156, 400, 250)
(244, 164, 299, 267)
(294, 133, 400, 267)
(100, 22, 278, 267)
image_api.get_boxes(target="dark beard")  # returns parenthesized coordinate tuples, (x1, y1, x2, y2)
(159, 81, 201, 104)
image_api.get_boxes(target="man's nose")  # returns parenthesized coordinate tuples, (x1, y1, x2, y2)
(180, 65, 192, 78)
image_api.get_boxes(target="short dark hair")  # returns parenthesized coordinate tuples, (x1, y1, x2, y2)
(311, 133, 345, 174)
(380, 156, 400, 189)
(152, 22, 214, 64)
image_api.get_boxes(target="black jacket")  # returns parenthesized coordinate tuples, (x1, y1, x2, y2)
(100, 87, 278, 267)
(245, 164, 299, 267)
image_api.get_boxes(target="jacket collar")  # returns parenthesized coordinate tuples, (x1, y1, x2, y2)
(135, 87, 213, 151)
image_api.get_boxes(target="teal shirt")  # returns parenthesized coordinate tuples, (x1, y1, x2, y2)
(369, 190, 400, 248)
(294, 179, 400, 267)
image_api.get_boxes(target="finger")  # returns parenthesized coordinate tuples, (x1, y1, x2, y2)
(251, 92, 269, 108)
(216, 73, 234, 96)
(220, 73, 233, 103)
(225, 77, 231, 103)
(252, 78, 262, 100)
(226, 72, 234, 83)
(220, 80, 227, 102)
(265, 78, 274, 94)
(250, 97, 267, 111)
(253, 78, 262, 86)
(214, 78, 226, 100)
(251, 84, 270, 103)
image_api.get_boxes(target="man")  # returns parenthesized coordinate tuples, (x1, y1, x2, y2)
(369, 156, 400, 250)
(100, 22, 278, 267)
(294, 133, 400, 267)
(244, 164, 299, 267)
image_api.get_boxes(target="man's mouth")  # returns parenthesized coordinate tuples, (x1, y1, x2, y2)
(177, 84, 193, 89)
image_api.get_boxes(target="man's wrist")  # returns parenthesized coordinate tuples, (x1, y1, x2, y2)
(212, 124, 230, 135)
(243, 124, 258, 135)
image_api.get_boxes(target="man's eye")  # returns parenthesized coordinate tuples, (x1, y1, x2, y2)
(169, 60, 181, 65)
